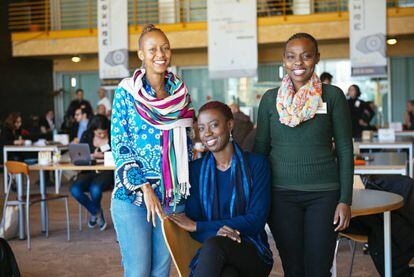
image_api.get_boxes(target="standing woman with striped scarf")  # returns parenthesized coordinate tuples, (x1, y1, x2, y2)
(170, 101, 273, 277)
(110, 24, 194, 277)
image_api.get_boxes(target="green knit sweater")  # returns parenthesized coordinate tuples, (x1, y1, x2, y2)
(254, 84, 354, 205)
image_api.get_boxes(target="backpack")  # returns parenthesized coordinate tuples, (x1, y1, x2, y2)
(0, 238, 20, 277)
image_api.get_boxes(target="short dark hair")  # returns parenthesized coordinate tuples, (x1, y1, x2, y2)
(284, 33, 319, 54)
(88, 115, 110, 131)
(320, 72, 333, 82)
(75, 88, 84, 94)
(75, 107, 88, 117)
(349, 84, 362, 98)
(199, 101, 234, 121)
(138, 24, 167, 49)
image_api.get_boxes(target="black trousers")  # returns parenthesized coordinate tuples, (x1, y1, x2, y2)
(269, 189, 339, 277)
(194, 236, 272, 277)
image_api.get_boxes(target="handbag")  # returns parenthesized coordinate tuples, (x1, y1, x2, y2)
(0, 206, 19, 240)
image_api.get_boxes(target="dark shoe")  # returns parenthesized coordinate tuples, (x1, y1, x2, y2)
(88, 214, 97, 229)
(97, 211, 107, 231)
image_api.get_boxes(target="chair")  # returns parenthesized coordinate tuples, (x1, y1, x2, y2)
(2, 161, 70, 249)
(339, 233, 369, 276)
(161, 218, 202, 277)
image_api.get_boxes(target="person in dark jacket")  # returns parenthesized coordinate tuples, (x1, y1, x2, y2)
(0, 112, 24, 163)
(70, 115, 113, 231)
(66, 89, 93, 119)
(346, 175, 414, 277)
(170, 101, 273, 276)
(347, 84, 375, 138)
(229, 103, 253, 150)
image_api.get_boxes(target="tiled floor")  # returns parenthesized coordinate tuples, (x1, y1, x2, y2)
(1, 174, 379, 277)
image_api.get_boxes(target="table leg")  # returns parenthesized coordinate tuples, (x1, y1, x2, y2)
(3, 149, 8, 194)
(54, 169, 62, 194)
(409, 146, 413, 178)
(384, 211, 392, 277)
(39, 170, 47, 233)
(16, 174, 25, 240)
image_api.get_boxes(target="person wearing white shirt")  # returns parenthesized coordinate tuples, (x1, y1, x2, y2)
(97, 87, 112, 117)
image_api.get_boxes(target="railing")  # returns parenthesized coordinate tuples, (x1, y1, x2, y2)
(8, 0, 414, 32)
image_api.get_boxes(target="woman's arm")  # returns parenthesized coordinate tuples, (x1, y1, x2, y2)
(195, 156, 271, 236)
(253, 90, 273, 156)
(331, 88, 354, 205)
(111, 88, 148, 191)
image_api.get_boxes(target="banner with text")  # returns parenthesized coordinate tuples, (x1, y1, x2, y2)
(208, 0, 258, 79)
(350, 0, 387, 77)
(98, 0, 129, 80)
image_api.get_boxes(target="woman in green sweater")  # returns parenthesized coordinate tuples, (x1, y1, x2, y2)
(254, 33, 353, 276)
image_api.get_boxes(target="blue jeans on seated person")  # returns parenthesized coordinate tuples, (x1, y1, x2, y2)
(70, 171, 113, 216)
(111, 198, 184, 277)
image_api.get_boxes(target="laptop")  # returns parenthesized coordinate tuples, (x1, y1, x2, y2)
(68, 143, 96, 165)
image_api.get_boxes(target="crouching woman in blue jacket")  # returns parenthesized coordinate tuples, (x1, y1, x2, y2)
(170, 101, 273, 277)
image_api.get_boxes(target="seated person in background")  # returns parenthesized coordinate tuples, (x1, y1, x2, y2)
(71, 107, 90, 143)
(170, 101, 273, 277)
(40, 109, 56, 136)
(228, 103, 253, 149)
(70, 115, 113, 231)
(0, 112, 24, 163)
(404, 100, 414, 130)
(96, 104, 107, 117)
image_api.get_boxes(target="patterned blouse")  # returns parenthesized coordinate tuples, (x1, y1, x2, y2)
(110, 79, 192, 207)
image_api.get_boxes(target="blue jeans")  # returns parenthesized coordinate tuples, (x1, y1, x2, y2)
(70, 172, 113, 216)
(111, 199, 183, 277)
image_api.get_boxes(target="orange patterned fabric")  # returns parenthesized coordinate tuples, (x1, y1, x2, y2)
(276, 73, 322, 127)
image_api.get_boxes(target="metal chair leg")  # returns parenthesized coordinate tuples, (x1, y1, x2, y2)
(78, 203, 82, 231)
(64, 198, 71, 241)
(331, 237, 341, 277)
(26, 177, 31, 250)
(348, 240, 357, 277)
(45, 202, 49, 238)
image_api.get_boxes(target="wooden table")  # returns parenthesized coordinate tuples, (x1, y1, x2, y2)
(3, 144, 68, 193)
(354, 152, 408, 176)
(354, 137, 414, 177)
(351, 189, 404, 277)
(27, 162, 115, 236)
(3, 144, 68, 239)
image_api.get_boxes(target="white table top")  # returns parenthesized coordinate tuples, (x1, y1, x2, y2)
(351, 188, 404, 217)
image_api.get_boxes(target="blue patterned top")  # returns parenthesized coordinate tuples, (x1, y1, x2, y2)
(110, 82, 192, 207)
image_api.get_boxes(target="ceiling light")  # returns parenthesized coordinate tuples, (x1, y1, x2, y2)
(386, 38, 397, 45)
(71, 56, 81, 63)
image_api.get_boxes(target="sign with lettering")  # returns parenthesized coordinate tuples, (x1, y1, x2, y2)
(350, 0, 387, 77)
(98, 0, 129, 79)
(207, 0, 258, 79)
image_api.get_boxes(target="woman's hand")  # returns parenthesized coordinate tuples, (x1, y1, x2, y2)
(142, 183, 164, 227)
(169, 213, 196, 232)
(333, 203, 351, 232)
(217, 225, 241, 243)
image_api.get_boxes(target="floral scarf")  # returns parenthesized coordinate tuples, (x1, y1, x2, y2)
(276, 73, 322, 127)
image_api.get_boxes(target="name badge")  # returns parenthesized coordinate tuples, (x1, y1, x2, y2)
(316, 102, 327, 114)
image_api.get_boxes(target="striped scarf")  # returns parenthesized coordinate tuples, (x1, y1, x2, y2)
(276, 73, 322, 127)
(119, 69, 194, 206)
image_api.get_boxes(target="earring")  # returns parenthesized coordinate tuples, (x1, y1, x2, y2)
(229, 133, 233, 142)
